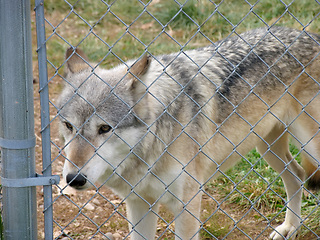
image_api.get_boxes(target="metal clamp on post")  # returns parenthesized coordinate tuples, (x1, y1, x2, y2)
(1, 174, 60, 188)
(0, 136, 36, 149)
(0, 136, 60, 187)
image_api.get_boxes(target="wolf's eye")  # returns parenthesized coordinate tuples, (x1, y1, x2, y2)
(98, 125, 111, 134)
(65, 122, 73, 132)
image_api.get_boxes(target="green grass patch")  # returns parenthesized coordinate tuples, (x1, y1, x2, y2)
(41, 0, 320, 72)
(207, 149, 286, 211)
(201, 210, 233, 239)
(204, 144, 320, 239)
(207, 144, 303, 209)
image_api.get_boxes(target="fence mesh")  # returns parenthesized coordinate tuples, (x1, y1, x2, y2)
(35, 0, 320, 239)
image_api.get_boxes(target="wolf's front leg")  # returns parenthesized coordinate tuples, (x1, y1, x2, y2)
(126, 198, 159, 240)
(172, 193, 202, 240)
(257, 135, 303, 240)
(269, 174, 302, 240)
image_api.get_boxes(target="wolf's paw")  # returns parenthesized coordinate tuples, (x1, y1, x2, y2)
(269, 223, 298, 240)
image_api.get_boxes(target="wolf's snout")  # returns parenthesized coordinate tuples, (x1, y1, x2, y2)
(66, 173, 87, 188)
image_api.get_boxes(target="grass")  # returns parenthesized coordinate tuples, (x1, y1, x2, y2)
(211, 148, 289, 210)
(203, 145, 320, 239)
(41, 0, 320, 70)
(36, 0, 320, 238)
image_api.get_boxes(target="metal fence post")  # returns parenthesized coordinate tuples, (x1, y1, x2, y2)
(34, 0, 55, 239)
(0, 0, 37, 239)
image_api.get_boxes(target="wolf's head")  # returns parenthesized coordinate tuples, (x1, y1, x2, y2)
(58, 48, 151, 190)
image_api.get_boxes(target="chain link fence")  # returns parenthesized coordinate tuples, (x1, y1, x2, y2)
(32, 0, 320, 239)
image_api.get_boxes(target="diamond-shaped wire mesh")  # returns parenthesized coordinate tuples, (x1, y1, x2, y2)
(34, 0, 320, 239)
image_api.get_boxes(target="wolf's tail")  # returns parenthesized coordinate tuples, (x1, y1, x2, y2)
(301, 152, 320, 190)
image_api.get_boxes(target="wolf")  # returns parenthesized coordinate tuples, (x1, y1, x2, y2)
(58, 26, 320, 239)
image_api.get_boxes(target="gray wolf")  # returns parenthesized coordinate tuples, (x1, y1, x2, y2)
(58, 26, 320, 239)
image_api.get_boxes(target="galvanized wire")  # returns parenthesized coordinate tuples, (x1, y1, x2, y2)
(32, 0, 320, 239)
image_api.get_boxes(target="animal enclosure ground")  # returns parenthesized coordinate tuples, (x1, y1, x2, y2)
(30, 1, 320, 239)
(32, 31, 319, 240)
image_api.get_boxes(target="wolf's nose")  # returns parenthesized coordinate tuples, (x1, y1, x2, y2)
(66, 173, 87, 188)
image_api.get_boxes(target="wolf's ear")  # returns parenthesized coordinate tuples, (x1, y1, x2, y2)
(125, 54, 152, 120)
(126, 54, 151, 89)
(65, 47, 90, 75)
(128, 54, 150, 78)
